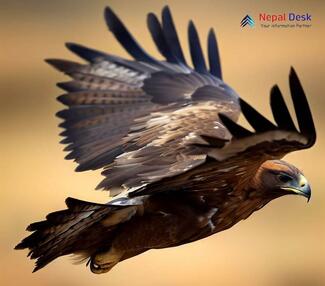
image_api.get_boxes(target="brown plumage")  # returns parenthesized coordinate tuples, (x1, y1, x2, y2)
(15, 6, 316, 274)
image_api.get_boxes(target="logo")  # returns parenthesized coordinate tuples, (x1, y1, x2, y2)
(240, 15, 255, 27)
(240, 13, 312, 29)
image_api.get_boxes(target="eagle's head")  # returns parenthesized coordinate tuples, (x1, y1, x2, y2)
(256, 160, 311, 202)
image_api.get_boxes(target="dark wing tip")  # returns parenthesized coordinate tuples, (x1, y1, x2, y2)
(14, 242, 24, 250)
(188, 19, 195, 29)
(104, 6, 121, 33)
(32, 267, 40, 273)
(44, 58, 61, 70)
(161, 5, 187, 66)
(219, 68, 316, 152)
(289, 66, 296, 77)
(207, 28, 222, 79)
(239, 98, 277, 132)
(65, 42, 75, 50)
(56, 81, 80, 92)
(219, 113, 253, 138)
(44, 59, 67, 72)
(199, 135, 229, 148)
(65, 197, 75, 208)
(208, 27, 215, 34)
(75, 164, 87, 172)
(289, 67, 316, 146)
(147, 12, 177, 63)
(188, 20, 208, 73)
(270, 84, 297, 131)
(104, 6, 159, 65)
(104, 6, 114, 21)
(162, 5, 171, 16)
(270, 84, 279, 94)
(65, 42, 105, 62)
(147, 12, 155, 20)
(44, 58, 82, 72)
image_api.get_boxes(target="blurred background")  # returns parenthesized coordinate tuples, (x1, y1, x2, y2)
(1, 0, 324, 285)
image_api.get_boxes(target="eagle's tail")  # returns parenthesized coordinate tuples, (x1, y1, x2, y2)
(15, 197, 136, 273)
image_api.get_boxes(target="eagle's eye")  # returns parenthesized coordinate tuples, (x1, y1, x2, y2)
(278, 173, 293, 183)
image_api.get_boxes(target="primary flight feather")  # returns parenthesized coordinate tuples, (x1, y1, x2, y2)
(16, 6, 316, 274)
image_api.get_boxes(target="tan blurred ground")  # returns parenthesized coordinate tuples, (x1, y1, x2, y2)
(1, 1, 325, 285)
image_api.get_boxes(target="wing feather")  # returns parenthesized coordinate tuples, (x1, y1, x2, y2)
(45, 7, 316, 198)
(147, 13, 179, 64)
(161, 6, 187, 65)
(270, 85, 297, 131)
(104, 7, 161, 67)
(289, 67, 316, 143)
(129, 68, 316, 197)
(208, 29, 222, 79)
(188, 21, 208, 73)
(48, 6, 238, 178)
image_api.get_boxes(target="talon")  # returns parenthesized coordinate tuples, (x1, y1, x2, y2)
(90, 260, 117, 274)
(89, 247, 122, 274)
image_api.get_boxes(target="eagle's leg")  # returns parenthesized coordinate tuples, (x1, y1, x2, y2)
(90, 246, 121, 274)
(88, 193, 218, 273)
(198, 207, 218, 231)
(90, 213, 184, 274)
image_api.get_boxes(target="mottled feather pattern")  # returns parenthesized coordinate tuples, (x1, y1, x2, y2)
(48, 59, 148, 88)
(49, 55, 157, 171)
(89, 60, 149, 85)
(46, 4, 237, 177)
(63, 74, 141, 91)
(60, 102, 157, 171)
(58, 90, 149, 106)
(97, 101, 237, 191)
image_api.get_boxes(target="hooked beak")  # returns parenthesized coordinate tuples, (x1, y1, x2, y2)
(281, 174, 311, 202)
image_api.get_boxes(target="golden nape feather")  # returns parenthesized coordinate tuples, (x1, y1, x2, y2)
(16, 6, 316, 274)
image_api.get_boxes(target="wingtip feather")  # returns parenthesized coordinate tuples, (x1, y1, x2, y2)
(44, 58, 82, 72)
(162, 5, 171, 16)
(188, 20, 207, 73)
(208, 28, 222, 79)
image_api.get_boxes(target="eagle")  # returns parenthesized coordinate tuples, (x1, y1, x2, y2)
(15, 6, 316, 274)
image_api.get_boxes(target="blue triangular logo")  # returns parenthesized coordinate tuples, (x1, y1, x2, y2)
(240, 15, 255, 27)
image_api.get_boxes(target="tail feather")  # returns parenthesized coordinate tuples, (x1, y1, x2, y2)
(15, 198, 134, 272)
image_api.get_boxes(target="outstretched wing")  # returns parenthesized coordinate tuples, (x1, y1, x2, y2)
(129, 68, 316, 197)
(49, 6, 240, 194)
